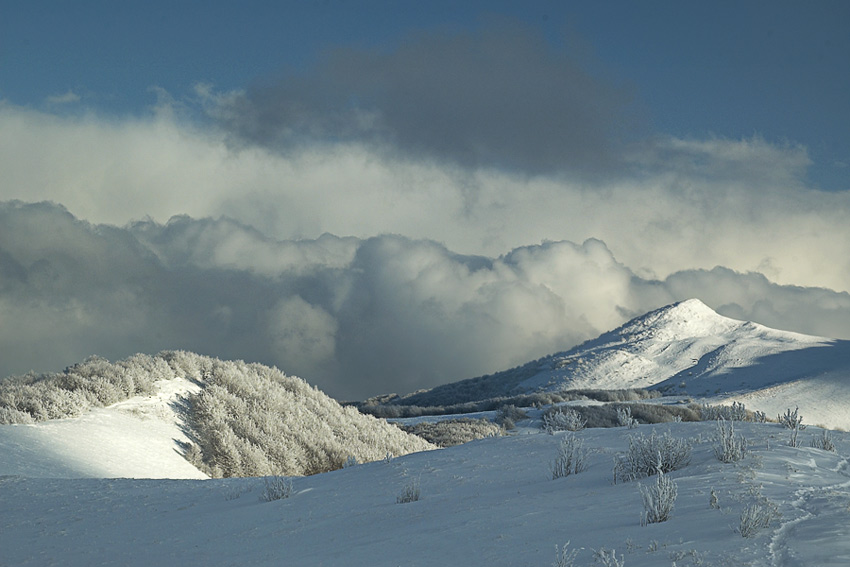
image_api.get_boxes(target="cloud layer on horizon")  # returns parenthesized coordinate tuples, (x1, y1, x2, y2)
(1, 100, 847, 295)
(1, 201, 848, 400)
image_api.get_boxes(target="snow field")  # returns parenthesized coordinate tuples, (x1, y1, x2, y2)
(3, 421, 850, 566)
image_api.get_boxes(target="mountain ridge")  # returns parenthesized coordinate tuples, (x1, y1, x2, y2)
(390, 299, 850, 428)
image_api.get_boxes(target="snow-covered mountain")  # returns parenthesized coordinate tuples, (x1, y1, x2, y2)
(396, 299, 850, 429)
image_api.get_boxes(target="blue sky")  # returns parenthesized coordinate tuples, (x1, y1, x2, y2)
(2, 2, 850, 397)
(2, 1, 848, 188)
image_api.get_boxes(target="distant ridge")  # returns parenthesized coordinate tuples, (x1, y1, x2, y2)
(391, 299, 850, 428)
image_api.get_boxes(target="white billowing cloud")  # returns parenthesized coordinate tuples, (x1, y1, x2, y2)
(2, 202, 849, 400)
(1, 101, 849, 296)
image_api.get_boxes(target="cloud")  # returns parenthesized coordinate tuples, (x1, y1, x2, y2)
(45, 90, 81, 105)
(631, 135, 812, 186)
(203, 19, 641, 178)
(2, 201, 849, 400)
(2, 98, 850, 297)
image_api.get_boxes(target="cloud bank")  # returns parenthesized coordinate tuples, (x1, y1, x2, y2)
(2, 201, 848, 400)
(1, 99, 848, 293)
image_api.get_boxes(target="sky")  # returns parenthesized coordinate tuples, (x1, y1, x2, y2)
(1, 2, 849, 399)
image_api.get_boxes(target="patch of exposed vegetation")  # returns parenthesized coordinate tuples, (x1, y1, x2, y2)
(355, 388, 659, 419)
(397, 418, 502, 447)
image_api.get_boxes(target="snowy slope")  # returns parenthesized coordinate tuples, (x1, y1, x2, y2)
(2, 422, 850, 566)
(0, 351, 435, 479)
(401, 299, 850, 429)
(0, 377, 206, 479)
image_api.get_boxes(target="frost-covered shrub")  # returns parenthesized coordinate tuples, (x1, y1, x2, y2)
(552, 541, 579, 567)
(639, 469, 677, 525)
(551, 434, 588, 479)
(260, 475, 293, 502)
(700, 401, 749, 422)
(342, 455, 359, 468)
(0, 353, 173, 423)
(0, 406, 35, 425)
(592, 548, 625, 567)
(496, 404, 527, 429)
(614, 430, 691, 483)
(710, 488, 719, 509)
(184, 355, 436, 477)
(572, 403, 698, 429)
(737, 499, 780, 538)
(398, 418, 501, 447)
(713, 420, 748, 463)
(810, 429, 835, 452)
(616, 406, 638, 428)
(781, 407, 806, 447)
(778, 407, 805, 430)
(543, 407, 587, 433)
(396, 478, 421, 504)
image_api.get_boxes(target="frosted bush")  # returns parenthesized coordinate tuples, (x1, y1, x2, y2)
(183, 354, 435, 477)
(543, 408, 587, 433)
(396, 478, 421, 504)
(737, 500, 780, 538)
(260, 475, 293, 502)
(810, 429, 836, 452)
(614, 430, 691, 483)
(778, 407, 805, 430)
(551, 434, 588, 479)
(496, 404, 527, 429)
(592, 548, 625, 566)
(0, 406, 35, 424)
(710, 488, 719, 509)
(552, 541, 578, 567)
(616, 406, 638, 428)
(701, 401, 748, 421)
(639, 468, 677, 525)
(399, 418, 501, 447)
(713, 420, 748, 463)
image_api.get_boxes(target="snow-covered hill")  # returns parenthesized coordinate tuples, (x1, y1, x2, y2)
(397, 299, 850, 429)
(0, 351, 434, 479)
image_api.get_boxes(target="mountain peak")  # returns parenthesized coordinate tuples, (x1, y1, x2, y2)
(609, 298, 740, 346)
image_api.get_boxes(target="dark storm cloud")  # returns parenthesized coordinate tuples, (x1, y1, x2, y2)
(3, 201, 850, 400)
(208, 20, 640, 176)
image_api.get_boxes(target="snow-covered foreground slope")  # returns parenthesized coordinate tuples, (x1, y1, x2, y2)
(0, 377, 206, 479)
(3, 422, 850, 566)
(401, 299, 850, 429)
